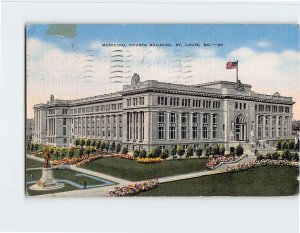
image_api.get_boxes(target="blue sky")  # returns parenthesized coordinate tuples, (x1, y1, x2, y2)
(27, 24, 299, 57)
(26, 24, 300, 119)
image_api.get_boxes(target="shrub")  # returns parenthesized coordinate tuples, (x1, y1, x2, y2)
(271, 152, 280, 160)
(148, 151, 154, 158)
(292, 152, 299, 162)
(133, 149, 140, 158)
(116, 143, 121, 153)
(281, 140, 288, 150)
(151, 146, 161, 158)
(100, 141, 106, 151)
(86, 146, 92, 155)
(295, 139, 300, 150)
(195, 147, 203, 158)
(256, 154, 264, 160)
(74, 138, 80, 147)
(121, 147, 128, 155)
(160, 148, 169, 160)
(96, 140, 101, 149)
(110, 142, 116, 152)
(266, 152, 272, 159)
(186, 145, 193, 158)
(211, 144, 219, 155)
(91, 139, 96, 147)
(276, 140, 282, 150)
(139, 149, 147, 158)
(79, 147, 84, 158)
(85, 139, 91, 147)
(60, 148, 67, 158)
(177, 145, 185, 159)
(105, 142, 110, 151)
(219, 145, 225, 155)
(282, 149, 292, 161)
(204, 146, 212, 157)
(288, 140, 295, 150)
(170, 146, 177, 159)
(68, 148, 75, 158)
(79, 138, 85, 147)
(235, 144, 243, 156)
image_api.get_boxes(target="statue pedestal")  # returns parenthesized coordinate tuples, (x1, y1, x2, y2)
(30, 167, 64, 191)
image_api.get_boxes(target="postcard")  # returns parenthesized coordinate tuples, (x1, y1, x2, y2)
(25, 24, 299, 197)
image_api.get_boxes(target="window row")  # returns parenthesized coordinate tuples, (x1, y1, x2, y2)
(255, 104, 290, 113)
(127, 97, 145, 107)
(70, 103, 123, 115)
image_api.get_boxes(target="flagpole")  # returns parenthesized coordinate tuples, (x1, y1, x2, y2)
(236, 60, 239, 83)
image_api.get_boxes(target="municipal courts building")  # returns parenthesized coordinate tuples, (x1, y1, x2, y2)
(33, 73, 294, 151)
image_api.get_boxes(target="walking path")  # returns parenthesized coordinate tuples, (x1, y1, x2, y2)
(26, 154, 130, 185)
(26, 152, 256, 197)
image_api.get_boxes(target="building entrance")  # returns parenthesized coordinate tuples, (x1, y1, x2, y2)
(235, 114, 247, 141)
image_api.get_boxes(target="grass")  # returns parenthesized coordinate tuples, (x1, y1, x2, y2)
(138, 166, 299, 196)
(83, 157, 208, 181)
(26, 158, 114, 196)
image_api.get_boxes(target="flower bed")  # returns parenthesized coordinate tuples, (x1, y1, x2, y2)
(108, 179, 159, 197)
(137, 157, 163, 164)
(227, 159, 298, 173)
(52, 155, 102, 167)
(119, 154, 135, 160)
(32, 150, 43, 156)
(206, 155, 235, 170)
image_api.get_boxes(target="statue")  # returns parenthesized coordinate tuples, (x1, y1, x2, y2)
(43, 149, 51, 168)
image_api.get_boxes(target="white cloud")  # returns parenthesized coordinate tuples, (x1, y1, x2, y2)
(257, 40, 271, 48)
(27, 38, 300, 120)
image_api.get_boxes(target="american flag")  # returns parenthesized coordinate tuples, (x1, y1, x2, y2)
(226, 61, 238, 69)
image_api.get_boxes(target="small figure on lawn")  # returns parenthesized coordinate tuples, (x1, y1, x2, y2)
(83, 180, 87, 190)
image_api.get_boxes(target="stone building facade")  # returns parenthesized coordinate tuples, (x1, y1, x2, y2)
(33, 73, 294, 151)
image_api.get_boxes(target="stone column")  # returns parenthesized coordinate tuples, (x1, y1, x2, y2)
(165, 112, 170, 141)
(275, 115, 279, 137)
(262, 115, 266, 138)
(123, 112, 128, 141)
(178, 112, 182, 140)
(210, 114, 214, 139)
(189, 112, 193, 140)
(199, 113, 202, 140)
(255, 115, 259, 139)
(138, 112, 142, 142)
(269, 116, 272, 138)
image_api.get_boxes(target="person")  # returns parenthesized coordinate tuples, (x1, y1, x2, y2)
(83, 180, 87, 190)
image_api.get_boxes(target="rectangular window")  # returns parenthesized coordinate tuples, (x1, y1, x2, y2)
(170, 113, 176, 123)
(192, 127, 198, 139)
(63, 127, 66, 136)
(213, 126, 217, 138)
(203, 126, 208, 139)
(63, 118, 66, 125)
(181, 113, 187, 123)
(192, 113, 198, 123)
(170, 126, 176, 140)
(158, 112, 165, 123)
(181, 126, 187, 139)
(158, 126, 165, 139)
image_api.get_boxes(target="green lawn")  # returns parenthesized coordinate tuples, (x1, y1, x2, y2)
(26, 158, 115, 196)
(138, 166, 299, 196)
(83, 157, 208, 181)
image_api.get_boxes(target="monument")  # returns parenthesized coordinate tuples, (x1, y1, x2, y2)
(29, 149, 64, 191)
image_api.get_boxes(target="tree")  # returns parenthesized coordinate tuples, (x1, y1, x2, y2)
(256, 154, 264, 160)
(276, 140, 282, 150)
(235, 144, 243, 156)
(116, 143, 121, 153)
(49, 146, 55, 157)
(170, 146, 177, 160)
(186, 145, 193, 158)
(105, 142, 110, 151)
(151, 146, 161, 158)
(292, 152, 299, 162)
(139, 149, 147, 158)
(96, 140, 101, 149)
(219, 145, 225, 155)
(133, 149, 140, 158)
(282, 149, 291, 161)
(54, 148, 60, 160)
(79, 138, 85, 148)
(195, 147, 203, 159)
(204, 146, 212, 157)
(60, 148, 67, 159)
(85, 138, 91, 147)
(110, 142, 116, 152)
(271, 152, 280, 160)
(281, 140, 288, 150)
(288, 140, 295, 150)
(211, 144, 219, 155)
(161, 148, 169, 160)
(265, 152, 272, 159)
(100, 141, 106, 151)
(86, 146, 92, 156)
(177, 145, 184, 160)
(79, 147, 84, 158)
(295, 139, 300, 150)
(121, 146, 128, 155)
(74, 138, 80, 147)
(91, 139, 96, 147)
(68, 148, 75, 158)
